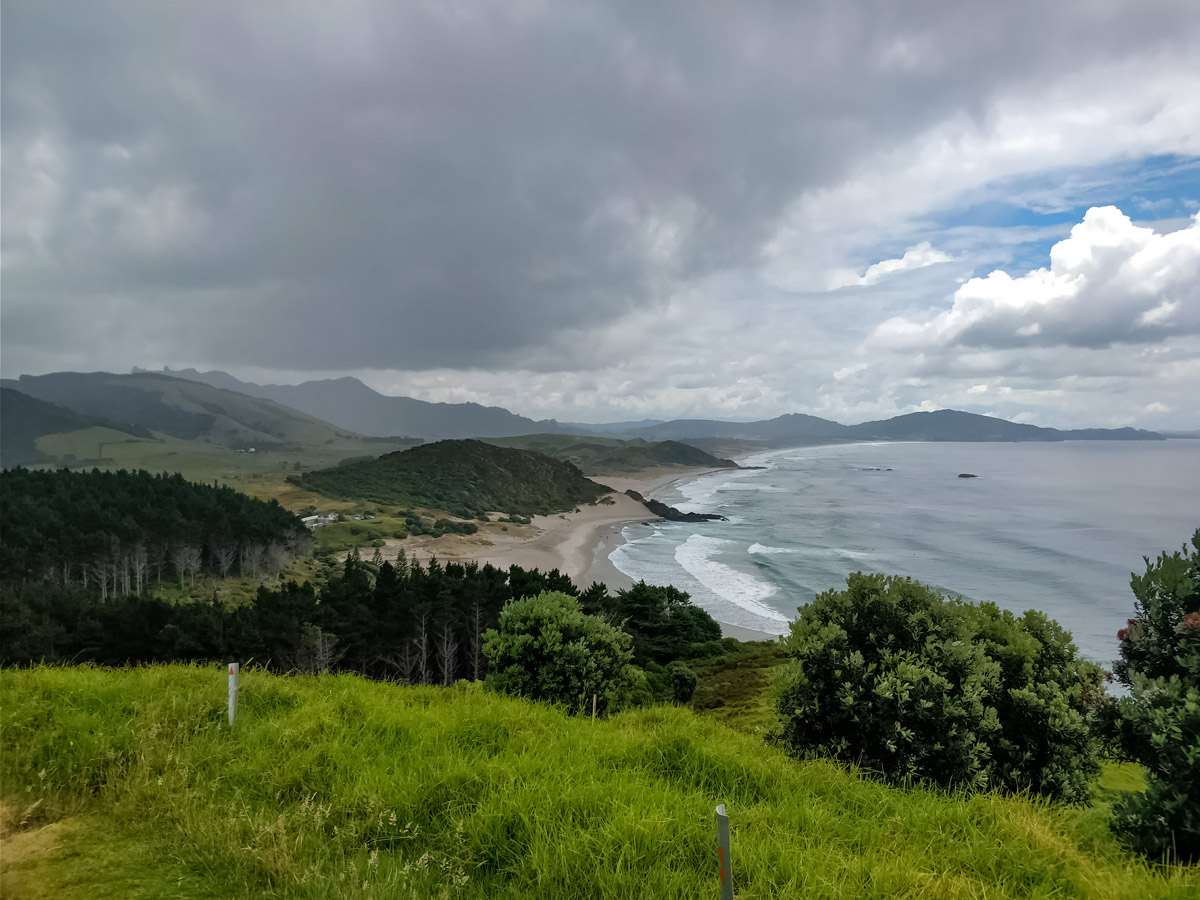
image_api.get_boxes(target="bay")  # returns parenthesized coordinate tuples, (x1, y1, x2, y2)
(609, 440, 1200, 667)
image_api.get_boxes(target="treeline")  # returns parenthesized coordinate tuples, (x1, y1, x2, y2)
(0, 552, 727, 696)
(0, 468, 311, 597)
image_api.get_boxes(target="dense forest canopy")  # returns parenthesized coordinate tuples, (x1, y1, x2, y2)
(0, 468, 310, 594)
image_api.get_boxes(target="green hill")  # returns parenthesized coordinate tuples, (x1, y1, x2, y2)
(2, 371, 378, 449)
(481, 433, 737, 475)
(0, 388, 152, 467)
(299, 439, 612, 517)
(2, 665, 1193, 899)
(0, 374, 421, 495)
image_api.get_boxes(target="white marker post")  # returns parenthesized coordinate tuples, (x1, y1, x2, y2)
(716, 804, 733, 900)
(227, 662, 239, 726)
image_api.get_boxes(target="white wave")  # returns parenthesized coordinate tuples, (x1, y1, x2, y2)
(748, 543, 797, 555)
(674, 535, 790, 624)
(798, 546, 874, 560)
(675, 466, 771, 512)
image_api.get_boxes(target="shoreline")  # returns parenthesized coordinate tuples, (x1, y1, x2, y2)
(388, 461, 784, 642)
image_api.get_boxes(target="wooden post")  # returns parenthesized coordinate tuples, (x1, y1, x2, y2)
(592, 693, 597, 720)
(228, 662, 239, 726)
(716, 803, 733, 900)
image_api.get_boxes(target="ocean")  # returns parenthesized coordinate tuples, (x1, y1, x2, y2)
(609, 440, 1200, 667)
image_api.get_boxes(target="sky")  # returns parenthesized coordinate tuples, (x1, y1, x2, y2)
(3, 1, 1199, 429)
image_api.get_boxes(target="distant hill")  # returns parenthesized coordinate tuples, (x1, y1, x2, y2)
(3, 371, 372, 450)
(157, 367, 564, 440)
(299, 439, 612, 517)
(631, 409, 1163, 450)
(560, 418, 667, 433)
(632, 413, 852, 444)
(844, 410, 1165, 443)
(482, 433, 737, 475)
(0, 388, 152, 467)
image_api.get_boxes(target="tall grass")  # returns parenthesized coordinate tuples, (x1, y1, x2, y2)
(2, 664, 1195, 899)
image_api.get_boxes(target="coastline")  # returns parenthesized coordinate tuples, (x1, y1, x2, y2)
(388, 461, 783, 642)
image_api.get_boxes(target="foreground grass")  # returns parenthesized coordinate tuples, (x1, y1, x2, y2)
(2, 666, 1195, 899)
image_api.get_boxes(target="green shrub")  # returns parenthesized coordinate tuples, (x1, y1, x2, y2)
(776, 573, 1104, 801)
(665, 660, 698, 703)
(483, 591, 641, 716)
(433, 518, 478, 535)
(1109, 529, 1200, 861)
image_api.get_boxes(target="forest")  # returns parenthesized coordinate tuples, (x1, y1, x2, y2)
(0, 468, 312, 597)
(0, 549, 725, 701)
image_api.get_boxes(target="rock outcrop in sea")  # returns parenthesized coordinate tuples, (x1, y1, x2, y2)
(625, 490, 727, 522)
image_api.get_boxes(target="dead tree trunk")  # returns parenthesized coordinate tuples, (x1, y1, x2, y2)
(437, 621, 458, 687)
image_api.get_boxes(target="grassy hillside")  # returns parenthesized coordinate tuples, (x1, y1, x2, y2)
(482, 433, 737, 475)
(0, 388, 150, 467)
(300, 439, 612, 517)
(2, 371, 404, 450)
(2, 665, 1194, 899)
(161, 368, 561, 440)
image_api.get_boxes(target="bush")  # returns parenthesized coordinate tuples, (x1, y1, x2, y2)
(665, 661, 698, 704)
(1109, 530, 1200, 861)
(483, 591, 641, 716)
(776, 573, 1104, 801)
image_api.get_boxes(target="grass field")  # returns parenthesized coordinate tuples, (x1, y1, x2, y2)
(2, 665, 1194, 899)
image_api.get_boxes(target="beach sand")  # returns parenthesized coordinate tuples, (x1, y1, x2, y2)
(368, 464, 781, 642)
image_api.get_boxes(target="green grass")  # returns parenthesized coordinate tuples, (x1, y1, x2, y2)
(2, 665, 1194, 899)
(690, 640, 790, 733)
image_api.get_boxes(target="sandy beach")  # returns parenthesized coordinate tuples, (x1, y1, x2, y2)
(374, 464, 781, 642)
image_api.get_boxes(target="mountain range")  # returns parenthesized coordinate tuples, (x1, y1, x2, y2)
(149, 368, 1165, 447)
(151, 367, 560, 440)
(0, 368, 1167, 471)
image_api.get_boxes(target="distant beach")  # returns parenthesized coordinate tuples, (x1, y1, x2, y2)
(383, 463, 780, 641)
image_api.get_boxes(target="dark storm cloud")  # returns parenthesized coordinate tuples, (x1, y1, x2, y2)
(3, 0, 1199, 373)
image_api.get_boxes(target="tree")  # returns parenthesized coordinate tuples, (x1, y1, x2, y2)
(610, 581, 721, 665)
(776, 573, 1104, 801)
(483, 591, 639, 716)
(665, 660, 697, 703)
(1109, 529, 1200, 861)
(437, 620, 458, 686)
(212, 542, 237, 580)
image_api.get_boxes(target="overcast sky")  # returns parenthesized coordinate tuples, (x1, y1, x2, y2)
(4, 1, 1199, 428)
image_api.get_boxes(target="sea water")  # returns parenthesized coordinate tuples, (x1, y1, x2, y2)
(609, 441, 1200, 667)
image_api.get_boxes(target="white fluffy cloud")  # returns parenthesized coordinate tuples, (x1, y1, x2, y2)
(785, 242, 954, 292)
(871, 207, 1200, 351)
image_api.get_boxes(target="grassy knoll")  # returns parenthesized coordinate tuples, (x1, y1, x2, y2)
(3, 665, 1195, 899)
(482, 433, 737, 475)
(300, 439, 612, 518)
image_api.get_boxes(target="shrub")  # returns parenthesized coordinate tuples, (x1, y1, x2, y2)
(483, 591, 641, 716)
(665, 660, 698, 704)
(776, 573, 1104, 801)
(1109, 530, 1200, 861)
